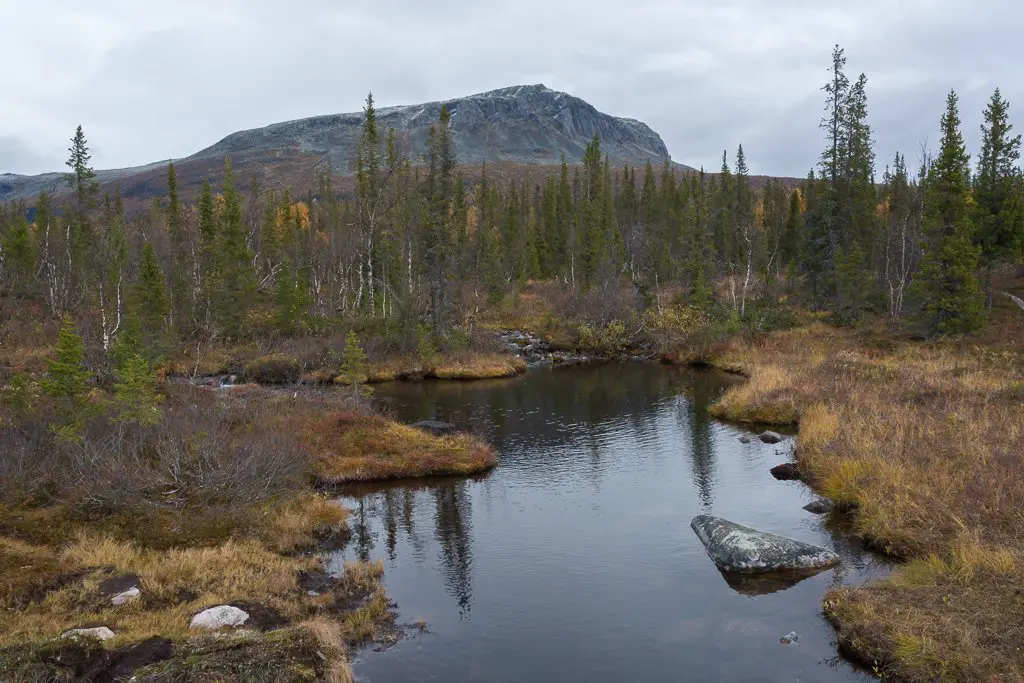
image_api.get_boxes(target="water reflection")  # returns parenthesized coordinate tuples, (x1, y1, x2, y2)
(717, 567, 833, 596)
(433, 482, 474, 617)
(334, 364, 886, 683)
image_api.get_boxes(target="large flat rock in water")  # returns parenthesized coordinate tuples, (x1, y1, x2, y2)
(690, 515, 840, 573)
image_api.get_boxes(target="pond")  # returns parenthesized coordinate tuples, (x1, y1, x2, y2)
(325, 363, 889, 682)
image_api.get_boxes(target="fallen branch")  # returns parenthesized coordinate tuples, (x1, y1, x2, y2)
(1003, 292, 1024, 312)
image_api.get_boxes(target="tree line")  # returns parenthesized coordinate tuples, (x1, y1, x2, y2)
(1, 46, 1021, 364)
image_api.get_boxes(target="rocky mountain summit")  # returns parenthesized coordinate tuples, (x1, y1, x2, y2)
(199, 84, 672, 169)
(1, 84, 678, 202)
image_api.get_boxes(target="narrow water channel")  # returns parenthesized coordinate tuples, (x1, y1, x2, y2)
(325, 363, 888, 682)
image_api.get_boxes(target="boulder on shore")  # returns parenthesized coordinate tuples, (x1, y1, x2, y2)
(690, 515, 841, 573)
(759, 431, 784, 444)
(410, 420, 457, 436)
(62, 627, 116, 641)
(770, 463, 801, 481)
(190, 605, 249, 630)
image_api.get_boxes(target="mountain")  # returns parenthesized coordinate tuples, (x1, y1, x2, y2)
(0, 84, 680, 203)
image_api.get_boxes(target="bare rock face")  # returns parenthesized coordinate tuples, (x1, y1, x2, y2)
(690, 515, 840, 573)
(189, 605, 250, 630)
(199, 84, 674, 170)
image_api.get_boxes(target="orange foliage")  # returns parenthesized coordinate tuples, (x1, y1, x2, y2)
(276, 202, 310, 231)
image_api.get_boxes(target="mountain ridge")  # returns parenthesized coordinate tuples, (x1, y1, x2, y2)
(1, 84, 682, 203)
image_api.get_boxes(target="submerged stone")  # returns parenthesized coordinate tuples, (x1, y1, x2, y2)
(759, 431, 784, 444)
(690, 515, 841, 573)
(770, 463, 801, 480)
(410, 420, 457, 436)
(803, 499, 833, 515)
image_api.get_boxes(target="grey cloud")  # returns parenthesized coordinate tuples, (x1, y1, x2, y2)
(2, 0, 1023, 177)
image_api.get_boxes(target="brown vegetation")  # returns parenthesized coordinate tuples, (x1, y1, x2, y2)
(690, 279, 1024, 681)
(0, 378, 498, 679)
(300, 410, 497, 484)
(426, 352, 526, 380)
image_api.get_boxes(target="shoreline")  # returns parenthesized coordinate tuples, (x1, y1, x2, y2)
(0, 383, 499, 681)
(673, 318, 1023, 681)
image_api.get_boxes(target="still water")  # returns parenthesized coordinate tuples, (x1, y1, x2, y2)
(326, 363, 888, 683)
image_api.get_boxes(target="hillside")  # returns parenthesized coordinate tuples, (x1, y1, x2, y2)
(0, 84, 681, 203)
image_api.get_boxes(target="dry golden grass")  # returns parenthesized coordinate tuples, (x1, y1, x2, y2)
(427, 353, 527, 380)
(0, 516, 392, 680)
(296, 617, 355, 683)
(362, 352, 526, 382)
(700, 286, 1024, 681)
(0, 536, 63, 609)
(303, 411, 497, 484)
(2, 535, 311, 645)
(260, 494, 348, 553)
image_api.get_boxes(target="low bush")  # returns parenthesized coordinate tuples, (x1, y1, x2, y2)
(243, 353, 300, 384)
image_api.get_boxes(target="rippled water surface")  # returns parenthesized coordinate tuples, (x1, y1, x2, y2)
(326, 363, 888, 682)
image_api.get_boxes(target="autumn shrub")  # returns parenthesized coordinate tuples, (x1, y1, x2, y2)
(243, 352, 300, 384)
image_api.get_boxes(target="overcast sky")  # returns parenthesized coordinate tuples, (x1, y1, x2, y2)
(2, 0, 1021, 178)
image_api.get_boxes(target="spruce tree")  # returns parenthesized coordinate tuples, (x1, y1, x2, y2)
(421, 106, 456, 334)
(112, 327, 163, 426)
(215, 158, 256, 338)
(339, 330, 370, 394)
(166, 161, 192, 329)
(197, 178, 217, 323)
(43, 315, 91, 403)
(688, 169, 713, 308)
(66, 125, 97, 219)
(913, 91, 985, 336)
(136, 242, 170, 352)
(43, 315, 91, 437)
(580, 134, 606, 282)
(2, 211, 36, 296)
(974, 88, 1023, 308)
(64, 125, 97, 302)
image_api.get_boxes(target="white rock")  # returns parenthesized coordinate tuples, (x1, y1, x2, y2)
(189, 605, 250, 630)
(62, 627, 115, 641)
(111, 586, 141, 606)
(691, 515, 841, 573)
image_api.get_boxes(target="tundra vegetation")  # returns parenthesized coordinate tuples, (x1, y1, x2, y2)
(0, 45, 1022, 680)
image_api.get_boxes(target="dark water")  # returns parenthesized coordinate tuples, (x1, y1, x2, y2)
(325, 363, 888, 683)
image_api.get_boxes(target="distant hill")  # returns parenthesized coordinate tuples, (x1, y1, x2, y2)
(0, 84, 685, 204)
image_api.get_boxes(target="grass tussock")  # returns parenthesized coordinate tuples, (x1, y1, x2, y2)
(302, 411, 497, 484)
(426, 353, 527, 380)
(700, 282, 1024, 681)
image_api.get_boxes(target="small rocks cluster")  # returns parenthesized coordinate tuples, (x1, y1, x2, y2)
(690, 429, 843, 576)
(498, 330, 590, 366)
(59, 571, 260, 644)
(63, 604, 254, 643)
